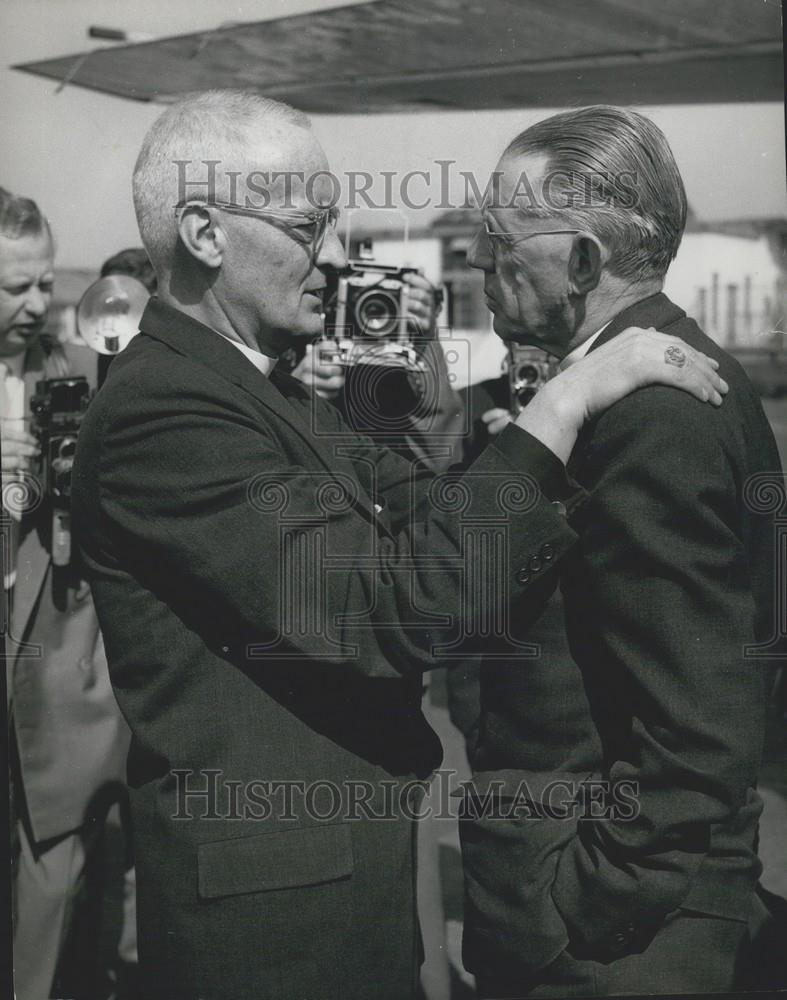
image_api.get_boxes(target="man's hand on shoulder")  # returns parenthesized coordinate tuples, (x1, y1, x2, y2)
(513, 327, 728, 465)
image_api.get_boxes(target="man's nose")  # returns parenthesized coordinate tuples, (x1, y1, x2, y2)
(24, 285, 50, 319)
(316, 226, 347, 271)
(466, 229, 494, 272)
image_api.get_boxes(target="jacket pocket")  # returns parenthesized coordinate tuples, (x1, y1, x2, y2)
(197, 823, 353, 900)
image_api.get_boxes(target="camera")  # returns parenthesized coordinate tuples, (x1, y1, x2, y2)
(30, 376, 92, 566)
(506, 345, 558, 414)
(319, 241, 432, 373)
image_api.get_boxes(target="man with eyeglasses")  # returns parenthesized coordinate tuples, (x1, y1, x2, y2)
(71, 91, 727, 1000)
(457, 105, 781, 997)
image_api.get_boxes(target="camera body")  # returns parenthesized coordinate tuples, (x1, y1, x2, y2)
(506, 345, 558, 414)
(30, 376, 92, 566)
(320, 253, 424, 371)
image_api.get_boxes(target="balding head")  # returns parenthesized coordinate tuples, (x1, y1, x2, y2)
(133, 90, 312, 274)
(132, 90, 344, 356)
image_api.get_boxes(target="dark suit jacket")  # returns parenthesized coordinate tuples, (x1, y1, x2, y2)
(461, 293, 782, 979)
(71, 298, 580, 1000)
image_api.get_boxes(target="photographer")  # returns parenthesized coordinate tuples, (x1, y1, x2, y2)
(1, 187, 129, 1000)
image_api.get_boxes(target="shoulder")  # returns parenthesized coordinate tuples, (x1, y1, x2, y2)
(581, 381, 729, 491)
(589, 310, 757, 453)
(79, 335, 270, 471)
(93, 335, 246, 418)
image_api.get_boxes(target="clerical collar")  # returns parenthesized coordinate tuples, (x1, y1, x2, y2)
(216, 333, 276, 377)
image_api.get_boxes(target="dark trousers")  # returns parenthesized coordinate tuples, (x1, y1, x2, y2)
(476, 908, 750, 998)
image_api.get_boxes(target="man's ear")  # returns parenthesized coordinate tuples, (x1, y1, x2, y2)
(567, 234, 603, 297)
(176, 205, 226, 269)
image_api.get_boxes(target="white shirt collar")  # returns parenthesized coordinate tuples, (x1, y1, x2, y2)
(216, 333, 276, 377)
(560, 322, 611, 369)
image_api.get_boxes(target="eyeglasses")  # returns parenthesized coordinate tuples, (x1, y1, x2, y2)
(483, 221, 581, 245)
(175, 202, 340, 259)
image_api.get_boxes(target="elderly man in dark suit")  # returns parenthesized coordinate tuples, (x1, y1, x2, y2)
(461, 105, 782, 997)
(71, 91, 726, 1000)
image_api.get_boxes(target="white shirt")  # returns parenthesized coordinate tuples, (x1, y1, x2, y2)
(217, 333, 276, 377)
(0, 360, 27, 423)
(560, 322, 611, 369)
(1, 359, 28, 589)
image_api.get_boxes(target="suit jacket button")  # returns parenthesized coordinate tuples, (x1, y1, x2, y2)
(540, 543, 554, 561)
(551, 500, 567, 517)
(529, 555, 542, 572)
(611, 929, 632, 953)
(515, 567, 531, 585)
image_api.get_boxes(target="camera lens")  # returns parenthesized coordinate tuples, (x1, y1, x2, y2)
(57, 437, 78, 462)
(516, 363, 540, 387)
(354, 289, 399, 338)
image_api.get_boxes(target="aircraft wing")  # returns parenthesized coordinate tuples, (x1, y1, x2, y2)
(13, 0, 784, 110)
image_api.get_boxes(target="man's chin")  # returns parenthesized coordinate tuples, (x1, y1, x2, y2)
(274, 316, 325, 351)
(492, 317, 539, 348)
(491, 314, 514, 339)
(0, 330, 39, 355)
(293, 318, 325, 342)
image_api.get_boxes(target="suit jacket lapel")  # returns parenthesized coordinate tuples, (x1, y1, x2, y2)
(10, 525, 49, 652)
(138, 299, 378, 521)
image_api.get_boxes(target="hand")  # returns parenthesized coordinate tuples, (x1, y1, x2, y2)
(291, 345, 346, 401)
(554, 326, 728, 423)
(516, 327, 728, 465)
(482, 407, 513, 437)
(1, 420, 39, 474)
(403, 273, 441, 338)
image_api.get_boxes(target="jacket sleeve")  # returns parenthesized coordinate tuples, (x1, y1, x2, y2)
(550, 386, 767, 958)
(404, 338, 466, 472)
(81, 367, 581, 678)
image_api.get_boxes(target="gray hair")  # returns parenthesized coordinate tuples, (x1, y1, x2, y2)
(132, 90, 311, 272)
(503, 106, 687, 281)
(0, 186, 50, 241)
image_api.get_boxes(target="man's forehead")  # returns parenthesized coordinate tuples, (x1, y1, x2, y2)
(234, 127, 334, 207)
(244, 127, 322, 165)
(485, 151, 551, 213)
(0, 233, 54, 276)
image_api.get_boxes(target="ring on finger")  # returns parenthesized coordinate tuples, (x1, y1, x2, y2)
(664, 346, 687, 368)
